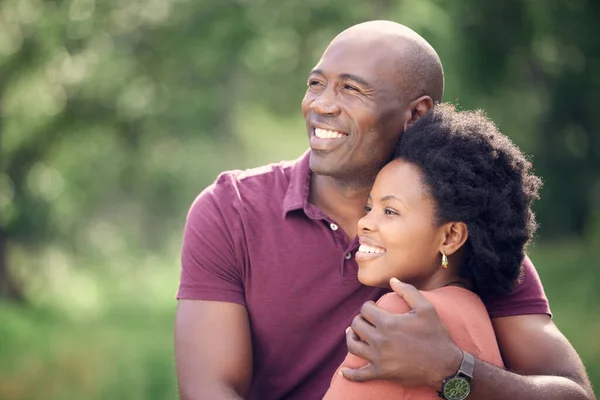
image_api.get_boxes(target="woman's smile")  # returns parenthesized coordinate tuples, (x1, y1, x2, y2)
(355, 240, 387, 261)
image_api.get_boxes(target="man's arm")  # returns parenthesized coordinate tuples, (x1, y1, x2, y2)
(175, 300, 252, 400)
(476, 314, 594, 399)
(341, 279, 595, 400)
(175, 173, 252, 399)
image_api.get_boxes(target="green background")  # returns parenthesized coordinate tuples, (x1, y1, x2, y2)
(1, 0, 599, 398)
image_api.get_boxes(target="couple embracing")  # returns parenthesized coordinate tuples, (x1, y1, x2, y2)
(175, 21, 594, 400)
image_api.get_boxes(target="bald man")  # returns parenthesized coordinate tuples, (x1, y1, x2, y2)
(174, 21, 594, 400)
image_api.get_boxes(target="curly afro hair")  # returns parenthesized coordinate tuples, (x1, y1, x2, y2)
(395, 103, 542, 297)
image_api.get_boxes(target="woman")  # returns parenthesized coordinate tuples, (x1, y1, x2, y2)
(323, 104, 542, 399)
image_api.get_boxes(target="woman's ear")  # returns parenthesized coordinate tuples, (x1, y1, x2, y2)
(403, 95, 433, 131)
(440, 222, 468, 256)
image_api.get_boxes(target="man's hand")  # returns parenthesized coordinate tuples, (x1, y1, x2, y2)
(341, 278, 462, 388)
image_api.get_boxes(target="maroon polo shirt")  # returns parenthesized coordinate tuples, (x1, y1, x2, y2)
(177, 150, 551, 400)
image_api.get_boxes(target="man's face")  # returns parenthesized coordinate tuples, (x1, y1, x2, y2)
(301, 37, 408, 182)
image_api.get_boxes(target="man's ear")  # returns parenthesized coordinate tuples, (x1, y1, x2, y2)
(403, 96, 433, 131)
(440, 222, 468, 257)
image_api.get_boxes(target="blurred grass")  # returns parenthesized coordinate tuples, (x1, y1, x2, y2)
(529, 241, 600, 394)
(0, 301, 177, 400)
(0, 241, 598, 399)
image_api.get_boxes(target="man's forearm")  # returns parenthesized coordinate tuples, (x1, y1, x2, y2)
(467, 359, 594, 400)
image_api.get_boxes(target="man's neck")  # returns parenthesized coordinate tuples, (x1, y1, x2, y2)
(309, 174, 373, 239)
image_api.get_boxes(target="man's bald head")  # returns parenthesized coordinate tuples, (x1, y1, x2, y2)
(302, 21, 444, 184)
(329, 20, 444, 104)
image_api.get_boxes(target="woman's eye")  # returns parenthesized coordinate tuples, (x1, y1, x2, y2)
(363, 204, 372, 213)
(384, 208, 398, 216)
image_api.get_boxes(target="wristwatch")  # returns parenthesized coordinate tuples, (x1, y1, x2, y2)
(438, 350, 474, 400)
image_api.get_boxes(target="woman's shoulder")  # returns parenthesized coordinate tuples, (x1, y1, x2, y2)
(376, 286, 503, 367)
(375, 286, 482, 314)
(380, 286, 491, 330)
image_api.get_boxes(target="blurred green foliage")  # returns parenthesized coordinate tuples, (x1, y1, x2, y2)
(0, 0, 599, 398)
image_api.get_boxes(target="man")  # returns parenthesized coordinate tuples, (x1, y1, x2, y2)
(175, 21, 594, 400)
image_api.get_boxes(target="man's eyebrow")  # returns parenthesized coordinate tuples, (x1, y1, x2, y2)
(309, 69, 373, 89)
(339, 73, 372, 89)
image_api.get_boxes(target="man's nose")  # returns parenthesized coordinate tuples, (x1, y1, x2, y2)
(310, 87, 341, 116)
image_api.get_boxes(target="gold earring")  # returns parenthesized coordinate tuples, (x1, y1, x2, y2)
(441, 251, 448, 269)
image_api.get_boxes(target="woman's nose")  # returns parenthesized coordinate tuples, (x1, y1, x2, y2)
(358, 213, 375, 233)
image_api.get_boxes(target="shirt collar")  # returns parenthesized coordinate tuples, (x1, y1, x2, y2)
(282, 150, 312, 218)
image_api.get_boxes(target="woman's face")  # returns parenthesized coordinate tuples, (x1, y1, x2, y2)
(356, 158, 447, 289)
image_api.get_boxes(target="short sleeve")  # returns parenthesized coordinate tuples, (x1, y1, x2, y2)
(482, 255, 551, 318)
(176, 173, 247, 306)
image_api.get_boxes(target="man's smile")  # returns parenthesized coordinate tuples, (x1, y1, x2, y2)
(314, 128, 346, 139)
(310, 126, 349, 150)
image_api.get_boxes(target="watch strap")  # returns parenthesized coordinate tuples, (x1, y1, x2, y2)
(458, 350, 474, 381)
(438, 350, 475, 399)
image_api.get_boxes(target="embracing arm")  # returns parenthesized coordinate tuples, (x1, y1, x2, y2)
(342, 279, 595, 400)
(461, 314, 594, 400)
(175, 300, 252, 400)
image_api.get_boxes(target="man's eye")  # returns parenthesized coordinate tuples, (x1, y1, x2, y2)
(343, 84, 358, 91)
(308, 80, 321, 87)
(363, 204, 372, 212)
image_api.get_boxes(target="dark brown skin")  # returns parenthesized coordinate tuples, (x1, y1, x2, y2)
(302, 33, 432, 238)
(174, 21, 595, 400)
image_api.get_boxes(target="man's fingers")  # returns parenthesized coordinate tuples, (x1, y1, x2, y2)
(340, 363, 377, 383)
(350, 312, 377, 342)
(346, 327, 373, 361)
(358, 300, 391, 327)
(390, 278, 432, 311)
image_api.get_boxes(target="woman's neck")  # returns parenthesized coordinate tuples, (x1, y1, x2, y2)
(412, 260, 472, 293)
(415, 274, 465, 292)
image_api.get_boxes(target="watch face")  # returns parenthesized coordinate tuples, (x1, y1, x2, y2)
(443, 377, 471, 400)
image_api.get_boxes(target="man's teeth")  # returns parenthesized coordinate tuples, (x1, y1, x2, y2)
(314, 128, 346, 139)
(358, 244, 386, 254)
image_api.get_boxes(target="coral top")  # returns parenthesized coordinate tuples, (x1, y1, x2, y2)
(323, 286, 504, 399)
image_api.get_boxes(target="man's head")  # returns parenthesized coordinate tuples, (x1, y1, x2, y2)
(301, 20, 444, 186)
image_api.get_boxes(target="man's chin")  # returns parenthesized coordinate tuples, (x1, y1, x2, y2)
(308, 150, 336, 176)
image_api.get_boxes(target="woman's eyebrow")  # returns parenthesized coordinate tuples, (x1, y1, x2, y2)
(380, 195, 408, 209)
